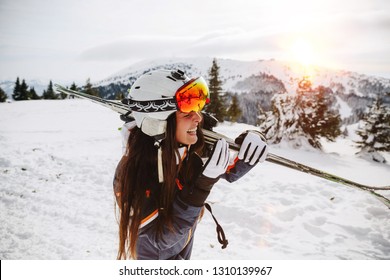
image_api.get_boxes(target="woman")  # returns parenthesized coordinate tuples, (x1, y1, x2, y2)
(114, 69, 268, 260)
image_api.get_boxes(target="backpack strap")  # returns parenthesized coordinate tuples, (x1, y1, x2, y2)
(204, 203, 228, 249)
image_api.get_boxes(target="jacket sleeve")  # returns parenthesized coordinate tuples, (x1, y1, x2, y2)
(221, 156, 257, 183)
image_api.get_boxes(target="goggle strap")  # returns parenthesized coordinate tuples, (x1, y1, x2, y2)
(128, 98, 177, 113)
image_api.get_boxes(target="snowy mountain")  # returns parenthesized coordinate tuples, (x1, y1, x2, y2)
(2, 57, 389, 125)
(95, 57, 390, 125)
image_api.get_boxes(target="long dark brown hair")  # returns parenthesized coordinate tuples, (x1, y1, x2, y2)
(115, 113, 204, 259)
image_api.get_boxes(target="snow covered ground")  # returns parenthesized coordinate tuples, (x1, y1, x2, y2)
(0, 99, 389, 260)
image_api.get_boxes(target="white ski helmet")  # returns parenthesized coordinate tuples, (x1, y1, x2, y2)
(128, 69, 204, 139)
(127, 69, 209, 183)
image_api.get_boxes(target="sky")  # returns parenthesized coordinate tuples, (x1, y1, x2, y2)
(0, 0, 389, 84)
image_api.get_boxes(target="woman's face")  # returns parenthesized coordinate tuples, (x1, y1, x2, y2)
(175, 111, 202, 145)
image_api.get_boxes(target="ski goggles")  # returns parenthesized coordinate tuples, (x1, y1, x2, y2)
(128, 77, 210, 114)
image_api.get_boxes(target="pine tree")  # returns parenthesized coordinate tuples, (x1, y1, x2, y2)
(261, 77, 341, 149)
(315, 86, 341, 140)
(0, 87, 7, 102)
(83, 78, 99, 97)
(58, 82, 77, 99)
(70, 82, 78, 90)
(42, 80, 57, 99)
(355, 97, 390, 161)
(12, 77, 22, 100)
(59, 90, 67, 99)
(115, 91, 125, 100)
(226, 93, 242, 122)
(20, 79, 30, 100)
(67, 82, 79, 99)
(256, 105, 267, 126)
(298, 84, 341, 148)
(12, 78, 31, 100)
(29, 87, 40, 100)
(205, 58, 226, 121)
(262, 92, 306, 147)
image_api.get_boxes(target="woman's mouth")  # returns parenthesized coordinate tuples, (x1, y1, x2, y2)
(187, 127, 197, 135)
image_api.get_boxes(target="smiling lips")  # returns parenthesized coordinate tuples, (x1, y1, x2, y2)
(187, 127, 197, 135)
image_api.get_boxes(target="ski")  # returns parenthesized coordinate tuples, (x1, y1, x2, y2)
(202, 129, 390, 208)
(55, 84, 390, 208)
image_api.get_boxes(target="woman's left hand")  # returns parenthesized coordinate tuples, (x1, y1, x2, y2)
(237, 131, 268, 165)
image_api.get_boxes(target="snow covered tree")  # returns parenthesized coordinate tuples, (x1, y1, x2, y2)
(256, 105, 268, 126)
(42, 80, 58, 99)
(205, 58, 226, 121)
(261, 92, 307, 148)
(226, 94, 242, 122)
(355, 97, 390, 162)
(261, 77, 341, 149)
(0, 87, 7, 102)
(298, 85, 341, 148)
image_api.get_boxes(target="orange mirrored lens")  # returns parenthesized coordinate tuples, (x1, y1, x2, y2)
(176, 77, 210, 113)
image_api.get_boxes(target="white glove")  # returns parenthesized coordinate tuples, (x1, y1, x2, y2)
(202, 138, 230, 179)
(238, 132, 268, 165)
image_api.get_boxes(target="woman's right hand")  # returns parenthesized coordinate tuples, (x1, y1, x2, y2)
(202, 138, 230, 179)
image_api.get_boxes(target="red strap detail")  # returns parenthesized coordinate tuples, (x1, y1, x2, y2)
(145, 189, 151, 198)
(175, 178, 184, 190)
(226, 157, 239, 173)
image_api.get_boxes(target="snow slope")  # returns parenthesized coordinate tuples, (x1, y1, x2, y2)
(0, 100, 389, 260)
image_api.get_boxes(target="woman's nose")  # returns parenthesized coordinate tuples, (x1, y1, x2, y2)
(191, 111, 202, 123)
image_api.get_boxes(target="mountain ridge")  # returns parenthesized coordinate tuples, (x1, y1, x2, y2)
(94, 57, 390, 124)
(2, 57, 389, 125)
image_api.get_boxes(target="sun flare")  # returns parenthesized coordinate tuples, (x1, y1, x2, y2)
(290, 38, 315, 67)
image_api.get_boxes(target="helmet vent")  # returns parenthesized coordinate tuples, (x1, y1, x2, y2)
(134, 86, 140, 89)
(171, 70, 186, 80)
(166, 76, 177, 82)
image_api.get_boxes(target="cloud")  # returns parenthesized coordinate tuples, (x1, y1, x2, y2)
(78, 29, 285, 64)
(79, 36, 187, 61)
(1, 0, 390, 80)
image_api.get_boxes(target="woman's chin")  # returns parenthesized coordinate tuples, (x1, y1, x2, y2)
(184, 134, 198, 145)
